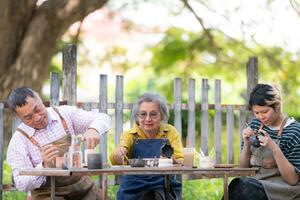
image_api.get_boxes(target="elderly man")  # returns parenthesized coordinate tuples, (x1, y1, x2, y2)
(6, 87, 111, 200)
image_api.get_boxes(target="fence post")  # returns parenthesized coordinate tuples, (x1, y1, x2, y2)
(187, 78, 195, 147)
(50, 72, 60, 107)
(115, 75, 124, 145)
(0, 103, 4, 200)
(201, 79, 209, 155)
(214, 79, 222, 164)
(246, 57, 258, 100)
(226, 106, 234, 164)
(114, 75, 124, 186)
(99, 74, 108, 199)
(239, 106, 247, 155)
(173, 78, 182, 139)
(62, 44, 77, 106)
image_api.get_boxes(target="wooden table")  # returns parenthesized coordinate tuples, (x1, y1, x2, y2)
(19, 166, 258, 200)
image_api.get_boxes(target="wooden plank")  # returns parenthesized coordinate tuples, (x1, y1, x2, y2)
(62, 44, 77, 106)
(19, 167, 258, 177)
(99, 74, 108, 162)
(12, 115, 21, 134)
(226, 106, 234, 164)
(239, 106, 247, 154)
(246, 57, 258, 100)
(51, 177, 55, 200)
(115, 75, 124, 186)
(82, 103, 92, 156)
(173, 78, 182, 138)
(214, 80, 222, 164)
(115, 75, 124, 145)
(0, 100, 247, 111)
(201, 79, 209, 155)
(69, 167, 259, 176)
(19, 169, 71, 176)
(0, 103, 4, 200)
(187, 78, 195, 147)
(50, 72, 60, 107)
(99, 74, 108, 197)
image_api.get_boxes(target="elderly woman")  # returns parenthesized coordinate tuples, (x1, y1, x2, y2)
(110, 93, 183, 200)
(228, 84, 300, 200)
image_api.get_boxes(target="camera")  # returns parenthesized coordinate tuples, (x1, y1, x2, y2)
(250, 130, 265, 147)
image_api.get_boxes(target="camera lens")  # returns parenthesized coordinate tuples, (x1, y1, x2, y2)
(250, 135, 261, 147)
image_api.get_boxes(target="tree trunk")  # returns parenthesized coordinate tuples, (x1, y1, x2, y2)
(0, 0, 108, 151)
(0, 0, 108, 99)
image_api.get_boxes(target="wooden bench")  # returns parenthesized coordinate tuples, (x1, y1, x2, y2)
(0, 44, 259, 200)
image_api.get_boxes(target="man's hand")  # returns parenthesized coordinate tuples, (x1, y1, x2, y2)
(114, 147, 127, 165)
(84, 128, 100, 149)
(41, 144, 59, 168)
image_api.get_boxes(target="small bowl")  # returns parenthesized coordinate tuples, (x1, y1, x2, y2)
(158, 158, 173, 167)
(128, 159, 146, 167)
(143, 158, 159, 167)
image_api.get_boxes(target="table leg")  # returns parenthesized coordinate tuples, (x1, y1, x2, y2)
(51, 176, 55, 200)
(223, 173, 228, 200)
(164, 175, 170, 200)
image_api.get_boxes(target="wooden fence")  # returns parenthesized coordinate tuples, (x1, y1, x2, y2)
(0, 44, 258, 199)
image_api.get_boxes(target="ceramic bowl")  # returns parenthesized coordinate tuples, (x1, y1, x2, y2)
(128, 159, 146, 167)
(143, 158, 159, 167)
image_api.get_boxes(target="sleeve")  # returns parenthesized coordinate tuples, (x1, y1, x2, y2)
(109, 131, 133, 165)
(7, 133, 46, 192)
(59, 106, 111, 136)
(283, 123, 300, 173)
(168, 126, 184, 161)
(286, 143, 300, 173)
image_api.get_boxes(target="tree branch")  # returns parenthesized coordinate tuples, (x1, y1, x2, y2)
(181, 0, 219, 53)
(290, 0, 300, 17)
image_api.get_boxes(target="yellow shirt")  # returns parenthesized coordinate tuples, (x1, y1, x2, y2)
(110, 123, 184, 165)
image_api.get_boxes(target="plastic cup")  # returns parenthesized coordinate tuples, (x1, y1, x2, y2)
(183, 148, 195, 167)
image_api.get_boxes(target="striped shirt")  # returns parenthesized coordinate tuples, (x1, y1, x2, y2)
(249, 117, 300, 173)
(7, 105, 111, 192)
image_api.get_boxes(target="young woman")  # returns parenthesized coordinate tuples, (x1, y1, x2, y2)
(228, 84, 300, 200)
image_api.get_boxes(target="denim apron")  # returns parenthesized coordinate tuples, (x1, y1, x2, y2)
(117, 132, 181, 200)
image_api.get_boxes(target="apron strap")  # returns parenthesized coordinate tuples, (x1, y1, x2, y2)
(277, 116, 289, 141)
(259, 116, 289, 145)
(162, 130, 168, 143)
(52, 107, 70, 134)
(131, 132, 139, 144)
(16, 128, 41, 149)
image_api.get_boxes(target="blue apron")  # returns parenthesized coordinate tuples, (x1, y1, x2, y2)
(117, 133, 181, 200)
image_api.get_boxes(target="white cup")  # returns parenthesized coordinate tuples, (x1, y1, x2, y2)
(200, 156, 214, 169)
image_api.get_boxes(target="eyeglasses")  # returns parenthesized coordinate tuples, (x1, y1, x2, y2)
(137, 111, 160, 120)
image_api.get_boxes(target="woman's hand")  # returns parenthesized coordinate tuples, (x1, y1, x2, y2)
(242, 127, 255, 147)
(114, 147, 127, 165)
(172, 157, 183, 166)
(240, 127, 255, 167)
(257, 130, 277, 150)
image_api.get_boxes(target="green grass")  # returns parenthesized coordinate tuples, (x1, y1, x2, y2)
(107, 179, 223, 200)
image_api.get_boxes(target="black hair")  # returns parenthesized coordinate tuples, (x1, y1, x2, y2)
(248, 84, 281, 110)
(7, 87, 37, 112)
